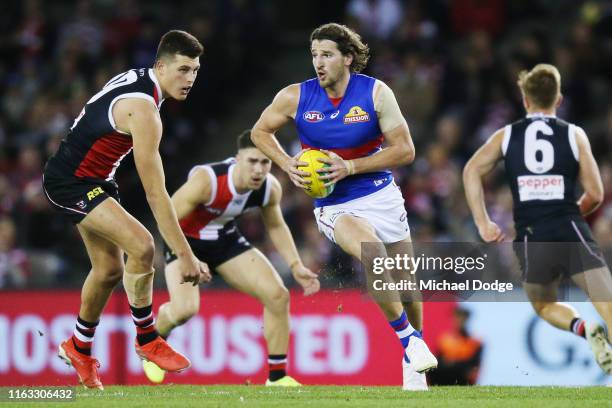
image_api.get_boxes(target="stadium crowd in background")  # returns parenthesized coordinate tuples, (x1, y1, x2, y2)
(1, 0, 612, 289)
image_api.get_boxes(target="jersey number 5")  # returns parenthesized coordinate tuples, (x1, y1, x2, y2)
(524, 121, 554, 174)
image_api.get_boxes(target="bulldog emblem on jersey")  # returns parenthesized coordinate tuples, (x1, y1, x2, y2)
(343, 106, 370, 124)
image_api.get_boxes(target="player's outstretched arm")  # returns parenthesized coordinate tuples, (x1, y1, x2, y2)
(463, 129, 505, 242)
(575, 127, 604, 216)
(171, 168, 212, 220)
(261, 175, 320, 296)
(251, 85, 311, 188)
(117, 98, 210, 285)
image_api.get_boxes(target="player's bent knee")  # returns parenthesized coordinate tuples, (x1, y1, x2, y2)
(266, 286, 290, 308)
(130, 233, 155, 268)
(100, 265, 123, 285)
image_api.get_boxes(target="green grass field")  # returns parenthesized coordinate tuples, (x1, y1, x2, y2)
(1, 385, 611, 407)
(2, 385, 612, 407)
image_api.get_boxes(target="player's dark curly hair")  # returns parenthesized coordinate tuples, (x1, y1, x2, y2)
(310, 23, 370, 73)
(156, 30, 203, 61)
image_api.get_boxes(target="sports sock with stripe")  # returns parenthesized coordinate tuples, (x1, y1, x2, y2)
(131, 304, 160, 346)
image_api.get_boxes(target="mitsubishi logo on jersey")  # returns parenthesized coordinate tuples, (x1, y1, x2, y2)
(343, 106, 370, 124)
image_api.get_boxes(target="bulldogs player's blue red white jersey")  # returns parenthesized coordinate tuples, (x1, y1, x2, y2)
(179, 159, 272, 240)
(295, 73, 392, 207)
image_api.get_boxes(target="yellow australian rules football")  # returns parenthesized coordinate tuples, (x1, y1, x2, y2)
(298, 150, 336, 198)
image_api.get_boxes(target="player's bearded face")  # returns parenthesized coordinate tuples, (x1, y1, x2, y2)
(311, 40, 350, 88)
(158, 54, 200, 100)
(237, 148, 271, 189)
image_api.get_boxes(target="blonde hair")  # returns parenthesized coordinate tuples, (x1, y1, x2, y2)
(517, 64, 561, 109)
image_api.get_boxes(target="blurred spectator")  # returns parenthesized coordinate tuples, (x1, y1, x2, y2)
(390, 52, 439, 135)
(0, 216, 29, 288)
(0, 175, 18, 215)
(57, 0, 104, 59)
(429, 307, 483, 385)
(450, 0, 506, 37)
(10, 144, 42, 191)
(15, 0, 47, 59)
(346, 0, 403, 41)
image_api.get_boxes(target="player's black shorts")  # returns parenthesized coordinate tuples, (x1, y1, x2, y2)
(514, 215, 607, 284)
(42, 174, 120, 224)
(164, 230, 252, 272)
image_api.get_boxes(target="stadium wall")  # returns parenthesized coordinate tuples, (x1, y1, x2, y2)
(1, 290, 606, 386)
(0, 290, 454, 386)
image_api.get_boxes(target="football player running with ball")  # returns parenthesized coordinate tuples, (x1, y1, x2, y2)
(143, 130, 320, 386)
(251, 23, 437, 391)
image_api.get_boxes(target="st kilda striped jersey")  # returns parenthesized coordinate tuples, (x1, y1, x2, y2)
(45, 68, 163, 180)
(502, 113, 581, 228)
(179, 159, 272, 241)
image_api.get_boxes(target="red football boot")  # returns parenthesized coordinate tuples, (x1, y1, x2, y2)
(135, 337, 191, 372)
(58, 339, 103, 390)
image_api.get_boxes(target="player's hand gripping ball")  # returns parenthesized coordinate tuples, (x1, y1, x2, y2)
(298, 150, 335, 198)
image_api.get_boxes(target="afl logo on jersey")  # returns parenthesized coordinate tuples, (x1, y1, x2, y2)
(303, 111, 325, 123)
(344, 106, 370, 124)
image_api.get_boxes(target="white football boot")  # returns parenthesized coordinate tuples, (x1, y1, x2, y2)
(405, 335, 438, 374)
(402, 358, 429, 391)
(586, 322, 612, 374)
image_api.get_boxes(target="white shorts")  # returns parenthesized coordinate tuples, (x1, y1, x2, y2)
(313, 181, 410, 244)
